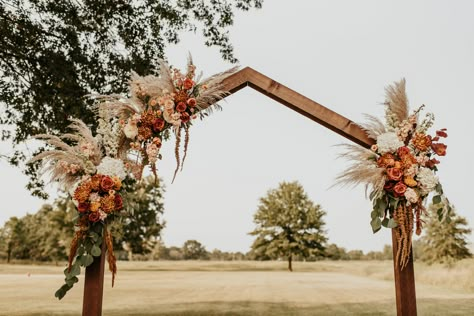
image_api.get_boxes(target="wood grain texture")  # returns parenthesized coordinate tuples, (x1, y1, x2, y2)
(83, 242, 106, 316)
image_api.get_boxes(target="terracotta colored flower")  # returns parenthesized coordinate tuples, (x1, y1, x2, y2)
(425, 158, 440, 168)
(377, 153, 396, 168)
(431, 143, 447, 156)
(401, 153, 417, 169)
(187, 98, 197, 107)
(397, 146, 411, 157)
(176, 102, 187, 112)
(183, 78, 194, 90)
(77, 202, 90, 213)
(403, 176, 417, 187)
(436, 129, 448, 138)
(141, 110, 156, 127)
(88, 211, 101, 223)
(74, 183, 92, 203)
(393, 182, 407, 197)
(153, 118, 165, 132)
(138, 126, 152, 140)
(112, 176, 122, 190)
(101, 195, 116, 213)
(180, 112, 190, 124)
(174, 90, 188, 104)
(387, 167, 403, 181)
(90, 174, 102, 191)
(114, 194, 123, 210)
(411, 133, 432, 151)
(100, 176, 115, 192)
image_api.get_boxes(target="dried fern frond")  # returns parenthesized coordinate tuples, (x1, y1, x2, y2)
(359, 114, 387, 140)
(333, 144, 385, 197)
(385, 78, 409, 124)
(196, 66, 239, 112)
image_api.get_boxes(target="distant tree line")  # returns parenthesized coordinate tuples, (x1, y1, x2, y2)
(0, 180, 470, 266)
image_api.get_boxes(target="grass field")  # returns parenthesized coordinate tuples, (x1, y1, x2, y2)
(1, 260, 473, 315)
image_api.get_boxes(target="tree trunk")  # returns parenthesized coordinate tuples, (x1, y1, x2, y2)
(7, 242, 11, 263)
(288, 254, 293, 272)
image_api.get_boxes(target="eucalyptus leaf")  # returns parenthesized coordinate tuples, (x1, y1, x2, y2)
(371, 210, 378, 219)
(432, 195, 442, 205)
(89, 232, 99, 242)
(371, 217, 382, 234)
(387, 218, 398, 228)
(69, 262, 81, 277)
(91, 245, 101, 257)
(65, 276, 79, 287)
(381, 218, 389, 227)
(83, 254, 94, 267)
(377, 198, 387, 217)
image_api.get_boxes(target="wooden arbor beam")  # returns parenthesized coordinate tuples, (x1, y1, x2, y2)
(220, 67, 417, 316)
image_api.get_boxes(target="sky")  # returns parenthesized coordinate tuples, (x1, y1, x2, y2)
(1, 0, 473, 253)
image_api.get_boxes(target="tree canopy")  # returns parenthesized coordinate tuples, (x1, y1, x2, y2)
(0, 0, 263, 196)
(418, 202, 471, 265)
(249, 181, 327, 271)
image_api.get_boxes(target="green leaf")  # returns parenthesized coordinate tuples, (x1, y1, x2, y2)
(65, 276, 79, 287)
(55, 283, 73, 300)
(432, 195, 442, 205)
(91, 245, 101, 257)
(89, 232, 99, 242)
(69, 262, 81, 277)
(371, 217, 382, 234)
(387, 218, 398, 228)
(389, 197, 399, 211)
(369, 190, 376, 201)
(437, 208, 444, 221)
(376, 198, 387, 217)
(435, 183, 444, 194)
(381, 218, 389, 227)
(83, 254, 94, 267)
(370, 210, 378, 219)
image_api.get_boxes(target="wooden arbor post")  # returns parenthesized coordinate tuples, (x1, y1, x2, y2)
(219, 67, 418, 315)
(83, 240, 106, 316)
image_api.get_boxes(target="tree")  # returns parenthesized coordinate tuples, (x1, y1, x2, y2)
(418, 202, 472, 265)
(113, 176, 166, 260)
(0, 0, 263, 197)
(182, 239, 208, 260)
(325, 243, 349, 261)
(249, 181, 327, 271)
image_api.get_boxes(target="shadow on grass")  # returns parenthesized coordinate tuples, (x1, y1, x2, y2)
(11, 299, 474, 316)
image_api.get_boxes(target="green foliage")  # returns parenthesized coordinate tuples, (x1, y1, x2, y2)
(418, 202, 472, 265)
(0, 0, 263, 197)
(182, 240, 209, 260)
(115, 176, 166, 258)
(249, 181, 328, 270)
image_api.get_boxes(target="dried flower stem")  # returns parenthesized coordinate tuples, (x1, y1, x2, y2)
(172, 127, 181, 183)
(67, 230, 84, 272)
(180, 126, 190, 171)
(105, 227, 117, 287)
(394, 204, 414, 269)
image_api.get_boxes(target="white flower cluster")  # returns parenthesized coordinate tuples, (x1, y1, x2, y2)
(417, 167, 438, 196)
(97, 108, 121, 157)
(376, 132, 404, 154)
(96, 157, 127, 179)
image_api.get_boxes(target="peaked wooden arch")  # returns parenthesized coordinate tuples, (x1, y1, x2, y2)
(84, 67, 417, 316)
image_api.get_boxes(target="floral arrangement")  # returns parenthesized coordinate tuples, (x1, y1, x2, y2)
(335, 79, 449, 268)
(30, 57, 237, 299)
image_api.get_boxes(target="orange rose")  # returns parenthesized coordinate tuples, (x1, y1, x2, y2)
(183, 78, 194, 90)
(153, 118, 165, 132)
(397, 146, 411, 157)
(377, 153, 395, 168)
(100, 176, 114, 192)
(387, 168, 403, 181)
(393, 182, 407, 197)
(431, 143, 447, 156)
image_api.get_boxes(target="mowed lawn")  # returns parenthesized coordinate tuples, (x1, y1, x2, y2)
(1, 260, 474, 316)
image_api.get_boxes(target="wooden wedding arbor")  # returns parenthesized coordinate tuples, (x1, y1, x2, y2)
(83, 67, 417, 316)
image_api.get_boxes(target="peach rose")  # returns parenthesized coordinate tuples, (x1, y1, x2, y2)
(387, 168, 403, 181)
(393, 182, 407, 197)
(187, 98, 197, 107)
